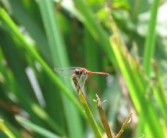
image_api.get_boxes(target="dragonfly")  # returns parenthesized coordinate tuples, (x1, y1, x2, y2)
(54, 67, 110, 91)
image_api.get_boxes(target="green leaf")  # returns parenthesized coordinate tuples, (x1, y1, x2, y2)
(16, 116, 61, 138)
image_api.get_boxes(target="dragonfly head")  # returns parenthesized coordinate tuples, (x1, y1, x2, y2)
(73, 68, 86, 75)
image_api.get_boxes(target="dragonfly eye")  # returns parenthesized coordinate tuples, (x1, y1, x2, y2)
(74, 69, 81, 75)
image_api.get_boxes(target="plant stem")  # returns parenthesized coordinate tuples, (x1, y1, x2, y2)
(72, 74, 102, 138)
(115, 113, 132, 138)
(94, 94, 113, 138)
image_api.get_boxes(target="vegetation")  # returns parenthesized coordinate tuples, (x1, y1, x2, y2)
(0, 0, 167, 138)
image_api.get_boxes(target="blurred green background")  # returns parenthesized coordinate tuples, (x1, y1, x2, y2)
(0, 0, 167, 138)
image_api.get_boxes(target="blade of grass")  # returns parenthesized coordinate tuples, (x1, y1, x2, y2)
(33, 0, 84, 137)
(37, 0, 68, 65)
(9, 0, 51, 63)
(84, 30, 99, 71)
(16, 116, 61, 138)
(152, 61, 167, 121)
(143, 0, 159, 74)
(0, 119, 16, 138)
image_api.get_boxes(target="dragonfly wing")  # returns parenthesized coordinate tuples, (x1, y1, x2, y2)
(54, 67, 80, 77)
(76, 72, 88, 92)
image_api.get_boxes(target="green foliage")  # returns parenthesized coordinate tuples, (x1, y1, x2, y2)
(0, 0, 167, 138)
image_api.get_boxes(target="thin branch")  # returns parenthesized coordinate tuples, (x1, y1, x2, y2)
(94, 94, 113, 138)
(115, 113, 132, 138)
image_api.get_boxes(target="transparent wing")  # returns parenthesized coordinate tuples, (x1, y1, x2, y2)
(76, 72, 89, 92)
(54, 67, 80, 77)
